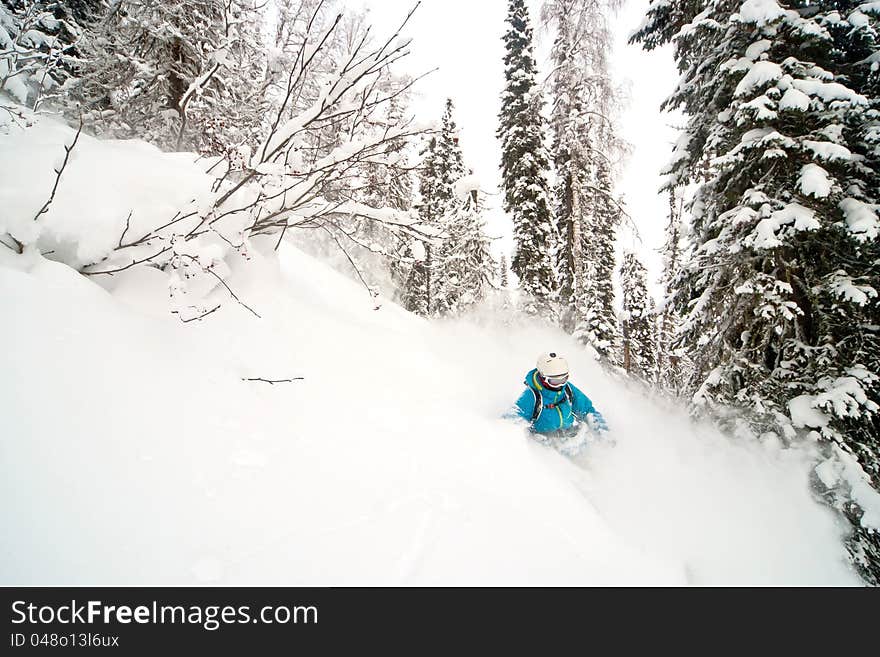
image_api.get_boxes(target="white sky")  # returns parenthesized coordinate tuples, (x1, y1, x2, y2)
(354, 0, 680, 296)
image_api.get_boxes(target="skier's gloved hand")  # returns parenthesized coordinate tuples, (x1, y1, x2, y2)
(587, 412, 609, 433)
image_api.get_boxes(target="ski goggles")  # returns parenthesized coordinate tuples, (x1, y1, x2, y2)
(543, 373, 569, 387)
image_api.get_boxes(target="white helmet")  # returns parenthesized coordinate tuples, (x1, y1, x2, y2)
(537, 352, 569, 387)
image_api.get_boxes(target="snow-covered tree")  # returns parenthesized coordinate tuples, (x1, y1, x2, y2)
(633, 0, 880, 584)
(498, 0, 556, 314)
(73, 5, 432, 321)
(436, 181, 496, 315)
(433, 98, 466, 208)
(656, 187, 689, 392)
(402, 134, 439, 315)
(620, 251, 657, 381)
(75, 0, 267, 153)
(542, 0, 626, 360)
(403, 99, 494, 316)
(0, 0, 105, 109)
(574, 161, 622, 362)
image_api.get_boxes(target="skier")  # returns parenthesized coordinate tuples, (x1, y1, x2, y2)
(511, 352, 608, 439)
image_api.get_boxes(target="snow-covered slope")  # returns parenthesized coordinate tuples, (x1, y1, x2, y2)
(0, 116, 861, 585)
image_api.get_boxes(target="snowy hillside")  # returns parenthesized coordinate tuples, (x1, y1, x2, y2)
(0, 118, 863, 586)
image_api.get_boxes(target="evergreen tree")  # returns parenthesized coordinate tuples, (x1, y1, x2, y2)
(404, 101, 465, 316)
(657, 187, 688, 392)
(403, 135, 439, 315)
(498, 0, 556, 313)
(436, 184, 496, 315)
(621, 251, 657, 381)
(403, 100, 494, 317)
(575, 160, 622, 362)
(433, 98, 466, 211)
(633, 0, 880, 583)
(433, 100, 494, 314)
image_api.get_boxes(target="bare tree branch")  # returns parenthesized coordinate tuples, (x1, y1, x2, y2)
(241, 377, 304, 384)
(83, 245, 172, 276)
(0, 235, 23, 253)
(32, 115, 83, 223)
(318, 222, 378, 303)
(180, 254, 261, 319)
(117, 211, 134, 248)
(176, 303, 222, 323)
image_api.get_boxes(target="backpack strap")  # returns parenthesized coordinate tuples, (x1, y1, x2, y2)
(531, 388, 543, 422)
(532, 384, 573, 420)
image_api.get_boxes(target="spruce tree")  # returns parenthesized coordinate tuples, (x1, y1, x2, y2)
(403, 103, 465, 316)
(575, 160, 622, 362)
(498, 0, 556, 313)
(403, 135, 440, 315)
(432, 99, 493, 315)
(403, 100, 494, 316)
(621, 251, 657, 382)
(404, 100, 466, 316)
(437, 185, 495, 315)
(633, 0, 880, 583)
(657, 188, 688, 392)
(433, 98, 467, 213)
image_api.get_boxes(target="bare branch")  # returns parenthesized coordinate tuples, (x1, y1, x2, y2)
(117, 211, 134, 248)
(176, 304, 222, 323)
(82, 245, 173, 276)
(32, 115, 83, 223)
(241, 377, 304, 384)
(180, 254, 261, 319)
(1, 235, 23, 253)
(318, 222, 378, 303)
(121, 210, 199, 249)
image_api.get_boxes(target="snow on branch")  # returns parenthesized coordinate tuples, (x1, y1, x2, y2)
(76, 2, 429, 314)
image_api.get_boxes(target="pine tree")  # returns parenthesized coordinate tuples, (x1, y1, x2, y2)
(437, 184, 496, 314)
(575, 161, 622, 362)
(420, 99, 462, 315)
(498, 0, 556, 313)
(403, 135, 439, 315)
(621, 251, 657, 381)
(633, 0, 880, 583)
(403, 100, 494, 317)
(433, 98, 466, 210)
(657, 187, 688, 392)
(403, 101, 463, 317)
(431, 99, 493, 315)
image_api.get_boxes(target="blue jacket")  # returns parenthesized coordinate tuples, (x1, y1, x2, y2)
(512, 369, 608, 434)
